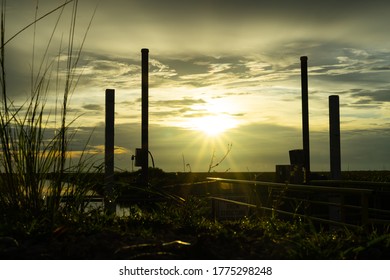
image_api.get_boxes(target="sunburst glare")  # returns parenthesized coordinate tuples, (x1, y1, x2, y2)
(189, 114, 238, 137)
(185, 98, 240, 137)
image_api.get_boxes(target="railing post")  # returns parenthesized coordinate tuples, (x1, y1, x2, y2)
(211, 197, 217, 221)
(361, 193, 369, 227)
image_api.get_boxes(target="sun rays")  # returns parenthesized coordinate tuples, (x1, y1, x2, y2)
(188, 114, 238, 137)
(183, 97, 240, 137)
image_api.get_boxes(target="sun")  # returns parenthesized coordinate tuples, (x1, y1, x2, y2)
(189, 114, 238, 137)
(181, 97, 240, 137)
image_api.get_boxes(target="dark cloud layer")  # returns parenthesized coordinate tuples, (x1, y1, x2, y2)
(352, 89, 390, 103)
(128, 0, 388, 23)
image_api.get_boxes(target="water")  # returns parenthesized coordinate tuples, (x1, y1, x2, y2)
(42, 180, 131, 217)
(84, 201, 136, 217)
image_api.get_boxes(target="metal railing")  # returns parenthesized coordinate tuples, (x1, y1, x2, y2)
(206, 177, 390, 228)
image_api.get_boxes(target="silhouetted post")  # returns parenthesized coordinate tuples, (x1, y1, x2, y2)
(105, 89, 115, 213)
(300, 56, 311, 182)
(141, 48, 149, 186)
(329, 95, 341, 180)
(328, 95, 343, 224)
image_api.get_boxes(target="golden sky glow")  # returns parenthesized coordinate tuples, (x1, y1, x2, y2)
(3, 0, 390, 171)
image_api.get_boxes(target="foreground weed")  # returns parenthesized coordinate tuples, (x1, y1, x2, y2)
(0, 0, 98, 235)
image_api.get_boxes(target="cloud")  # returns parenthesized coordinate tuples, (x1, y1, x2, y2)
(8, 0, 390, 59)
(70, 0, 389, 58)
(76, 53, 141, 90)
(152, 97, 206, 107)
(341, 128, 390, 170)
(351, 89, 390, 103)
(82, 104, 103, 111)
(33, 114, 390, 172)
(5, 0, 390, 172)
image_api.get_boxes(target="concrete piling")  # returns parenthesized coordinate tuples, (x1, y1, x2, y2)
(141, 48, 149, 186)
(300, 56, 311, 182)
(329, 95, 341, 180)
(105, 88, 115, 213)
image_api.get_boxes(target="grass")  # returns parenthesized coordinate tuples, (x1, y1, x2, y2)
(1, 194, 389, 259)
(0, 0, 100, 235)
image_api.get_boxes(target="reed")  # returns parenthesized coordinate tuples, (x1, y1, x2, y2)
(0, 0, 99, 233)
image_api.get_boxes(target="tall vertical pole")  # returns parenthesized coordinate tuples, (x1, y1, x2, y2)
(328, 95, 342, 223)
(141, 48, 149, 186)
(300, 56, 311, 182)
(329, 95, 341, 180)
(105, 89, 115, 213)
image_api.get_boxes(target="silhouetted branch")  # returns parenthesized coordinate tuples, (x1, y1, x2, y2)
(207, 143, 233, 173)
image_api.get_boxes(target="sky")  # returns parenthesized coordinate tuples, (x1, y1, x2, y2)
(3, 0, 390, 172)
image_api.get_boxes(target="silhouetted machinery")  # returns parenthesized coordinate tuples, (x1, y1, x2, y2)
(275, 149, 305, 184)
(134, 148, 143, 167)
